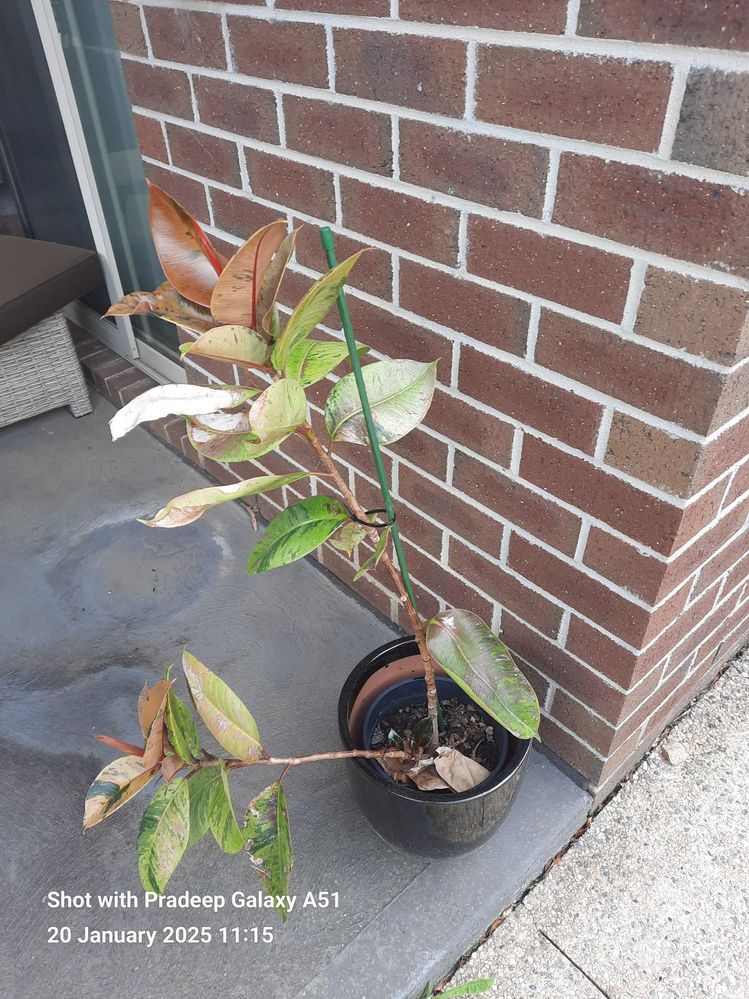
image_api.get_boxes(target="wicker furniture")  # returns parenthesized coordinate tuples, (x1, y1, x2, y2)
(0, 235, 102, 429)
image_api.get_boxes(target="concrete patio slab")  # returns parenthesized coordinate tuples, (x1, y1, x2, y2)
(448, 652, 749, 999)
(0, 395, 589, 999)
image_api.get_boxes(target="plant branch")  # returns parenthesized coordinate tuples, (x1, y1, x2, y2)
(302, 424, 440, 751)
(195, 748, 413, 770)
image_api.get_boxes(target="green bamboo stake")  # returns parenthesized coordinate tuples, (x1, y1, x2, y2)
(319, 226, 419, 612)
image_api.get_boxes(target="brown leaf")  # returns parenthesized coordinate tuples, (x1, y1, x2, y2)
(149, 182, 223, 306)
(138, 679, 172, 739)
(407, 763, 450, 792)
(104, 282, 215, 335)
(434, 746, 491, 793)
(211, 220, 287, 329)
(256, 228, 298, 334)
(142, 682, 173, 769)
(95, 734, 144, 756)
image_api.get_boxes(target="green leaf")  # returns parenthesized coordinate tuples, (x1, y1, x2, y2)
(209, 761, 248, 853)
(182, 651, 264, 761)
(285, 339, 367, 387)
(179, 325, 268, 368)
(272, 250, 366, 370)
(246, 496, 349, 574)
(244, 782, 293, 921)
(165, 693, 201, 763)
(186, 767, 220, 847)
(426, 609, 540, 740)
(325, 359, 437, 446)
(437, 980, 495, 997)
(352, 527, 390, 581)
(140, 472, 313, 528)
(137, 778, 190, 894)
(83, 755, 157, 829)
(328, 520, 367, 555)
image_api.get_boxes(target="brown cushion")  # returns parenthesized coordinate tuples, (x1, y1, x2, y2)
(0, 235, 102, 347)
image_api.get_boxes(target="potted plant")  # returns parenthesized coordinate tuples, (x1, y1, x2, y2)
(84, 184, 540, 917)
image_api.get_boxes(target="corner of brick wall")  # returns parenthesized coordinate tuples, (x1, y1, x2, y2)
(101, 0, 749, 801)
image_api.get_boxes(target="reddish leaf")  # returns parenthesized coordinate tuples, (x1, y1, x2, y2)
(149, 182, 224, 306)
(138, 679, 172, 739)
(211, 220, 287, 329)
(256, 229, 298, 335)
(105, 282, 214, 335)
(96, 734, 144, 757)
(142, 682, 173, 769)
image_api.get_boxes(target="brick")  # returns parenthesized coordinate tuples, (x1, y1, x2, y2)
(400, 0, 565, 32)
(399, 121, 547, 215)
(673, 68, 749, 176)
(284, 97, 392, 175)
(550, 689, 617, 756)
(293, 224, 392, 301)
(133, 114, 167, 162)
(334, 29, 466, 116)
(278, 0, 389, 9)
(210, 189, 281, 239)
(604, 412, 702, 499)
(122, 61, 192, 119)
(228, 18, 328, 88)
(399, 260, 529, 355)
(167, 125, 241, 187)
(694, 412, 749, 495)
(500, 613, 630, 724)
(145, 7, 226, 69)
(391, 497, 444, 560)
(458, 346, 604, 453)
(346, 296, 447, 365)
(110, 1, 146, 57)
(635, 268, 749, 367)
(520, 436, 685, 555)
(387, 429, 448, 481)
(276, 269, 340, 329)
(341, 178, 460, 265)
(244, 149, 335, 220)
(694, 529, 749, 598)
(453, 451, 582, 555)
(554, 156, 749, 277)
(476, 47, 672, 152)
(508, 534, 653, 645)
(145, 163, 208, 223)
(468, 216, 631, 323)
(535, 312, 727, 435)
(423, 390, 514, 468)
(725, 460, 749, 506)
(448, 538, 564, 638)
(582, 527, 668, 604)
(193, 77, 279, 144)
(399, 464, 502, 550)
(402, 541, 494, 621)
(577, 0, 749, 50)
(711, 363, 749, 434)
(538, 717, 604, 783)
(565, 616, 641, 688)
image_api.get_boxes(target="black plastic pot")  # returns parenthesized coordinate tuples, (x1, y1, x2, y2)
(338, 636, 532, 858)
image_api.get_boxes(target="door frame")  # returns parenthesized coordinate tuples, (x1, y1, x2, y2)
(28, 0, 184, 384)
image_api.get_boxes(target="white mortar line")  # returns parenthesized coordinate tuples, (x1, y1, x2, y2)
(324, 24, 336, 90)
(122, 55, 749, 195)
(464, 41, 478, 120)
(557, 609, 572, 645)
(525, 302, 541, 361)
(658, 64, 690, 158)
(541, 148, 560, 222)
(510, 427, 524, 475)
(133, 2, 749, 72)
(449, 340, 460, 389)
(620, 258, 647, 332)
(332, 173, 343, 226)
(275, 91, 287, 146)
(391, 252, 400, 306)
(594, 407, 614, 461)
(565, 0, 581, 36)
(456, 210, 469, 272)
(237, 143, 250, 190)
(220, 13, 234, 72)
(574, 518, 592, 562)
(390, 115, 400, 179)
(491, 603, 503, 633)
(137, 3, 154, 60)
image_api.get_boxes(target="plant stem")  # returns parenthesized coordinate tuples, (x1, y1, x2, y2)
(196, 748, 412, 770)
(303, 425, 440, 751)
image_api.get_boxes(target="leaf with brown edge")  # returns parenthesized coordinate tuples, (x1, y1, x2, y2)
(142, 682, 173, 769)
(140, 472, 313, 528)
(149, 182, 223, 306)
(96, 734, 144, 756)
(183, 651, 263, 761)
(179, 325, 269, 369)
(434, 746, 491, 793)
(105, 282, 215, 334)
(211, 220, 287, 329)
(84, 755, 157, 829)
(138, 679, 172, 739)
(256, 229, 298, 335)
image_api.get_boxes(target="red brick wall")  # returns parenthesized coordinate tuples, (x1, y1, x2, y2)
(108, 0, 749, 800)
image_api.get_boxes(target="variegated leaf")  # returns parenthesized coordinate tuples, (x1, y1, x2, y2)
(182, 651, 263, 761)
(179, 325, 269, 368)
(426, 609, 540, 739)
(325, 359, 437, 446)
(256, 229, 297, 335)
(211, 220, 287, 328)
(138, 678, 172, 739)
(165, 692, 201, 763)
(110, 383, 254, 441)
(244, 782, 293, 921)
(142, 681, 173, 769)
(246, 496, 349, 574)
(328, 520, 368, 555)
(186, 767, 220, 847)
(140, 472, 312, 528)
(209, 760, 247, 854)
(137, 778, 190, 894)
(104, 281, 215, 335)
(353, 527, 390, 581)
(285, 338, 367, 387)
(83, 755, 157, 829)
